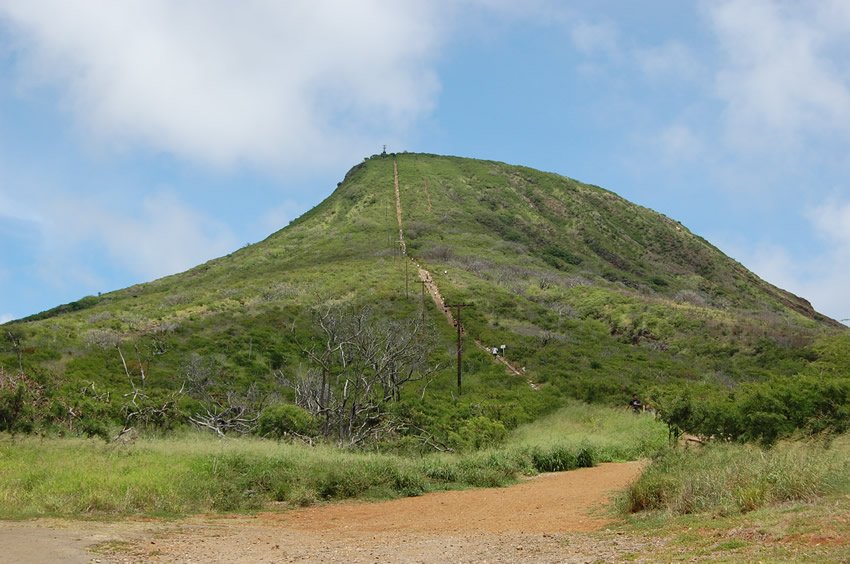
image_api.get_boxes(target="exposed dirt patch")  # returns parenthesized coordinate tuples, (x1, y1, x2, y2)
(2, 462, 669, 563)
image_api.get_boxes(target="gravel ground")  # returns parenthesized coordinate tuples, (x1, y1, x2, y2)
(1, 461, 668, 563)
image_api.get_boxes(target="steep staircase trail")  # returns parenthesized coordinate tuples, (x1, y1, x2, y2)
(393, 159, 406, 256)
(393, 159, 535, 388)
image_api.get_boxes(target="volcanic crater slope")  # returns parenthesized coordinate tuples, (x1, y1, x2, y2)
(3, 152, 843, 438)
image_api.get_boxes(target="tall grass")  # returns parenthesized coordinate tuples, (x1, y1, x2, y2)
(622, 435, 850, 515)
(506, 401, 667, 462)
(0, 403, 666, 517)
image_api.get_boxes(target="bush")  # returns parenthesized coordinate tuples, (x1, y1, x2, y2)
(0, 385, 33, 434)
(79, 418, 110, 441)
(257, 404, 317, 439)
(531, 445, 594, 472)
(451, 416, 507, 450)
(649, 375, 850, 445)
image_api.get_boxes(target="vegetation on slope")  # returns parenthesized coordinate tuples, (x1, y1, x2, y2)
(1, 152, 848, 446)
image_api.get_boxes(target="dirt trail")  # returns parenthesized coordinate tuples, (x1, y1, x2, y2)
(395, 164, 533, 386)
(1, 461, 654, 563)
(393, 159, 406, 256)
(416, 259, 534, 387)
(272, 461, 644, 536)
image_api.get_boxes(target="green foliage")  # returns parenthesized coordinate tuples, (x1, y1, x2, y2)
(17, 295, 101, 322)
(2, 152, 846, 446)
(506, 402, 668, 461)
(530, 444, 593, 472)
(622, 437, 850, 515)
(0, 385, 33, 433)
(450, 416, 507, 450)
(0, 403, 666, 517)
(650, 372, 850, 445)
(257, 404, 317, 439)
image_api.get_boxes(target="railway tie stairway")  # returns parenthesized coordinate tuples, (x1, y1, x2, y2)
(391, 158, 538, 390)
(393, 159, 406, 256)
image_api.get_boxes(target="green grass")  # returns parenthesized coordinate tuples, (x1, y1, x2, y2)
(613, 434, 850, 562)
(0, 403, 666, 518)
(621, 434, 850, 516)
(505, 401, 667, 461)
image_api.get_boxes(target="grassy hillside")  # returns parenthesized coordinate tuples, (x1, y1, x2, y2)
(1, 153, 847, 444)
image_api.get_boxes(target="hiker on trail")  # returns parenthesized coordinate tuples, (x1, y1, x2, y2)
(629, 394, 642, 414)
(492, 347, 498, 357)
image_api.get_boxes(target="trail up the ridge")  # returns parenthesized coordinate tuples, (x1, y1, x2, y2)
(392, 159, 535, 387)
(393, 159, 406, 256)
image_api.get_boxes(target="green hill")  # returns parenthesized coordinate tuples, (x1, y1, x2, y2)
(2, 153, 848, 445)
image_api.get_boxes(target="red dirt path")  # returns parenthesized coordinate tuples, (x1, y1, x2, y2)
(1, 461, 655, 563)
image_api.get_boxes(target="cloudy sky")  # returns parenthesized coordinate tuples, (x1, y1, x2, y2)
(1, 0, 849, 324)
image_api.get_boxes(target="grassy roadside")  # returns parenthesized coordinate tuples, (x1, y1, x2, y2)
(612, 434, 850, 561)
(617, 496, 850, 562)
(0, 403, 666, 518)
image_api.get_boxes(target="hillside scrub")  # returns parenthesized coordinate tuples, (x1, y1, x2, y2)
(649, 369, 850, 446)
(0, 404, 666, 517)
(2, 153, 847, 445)
(621, 435, 850, 516)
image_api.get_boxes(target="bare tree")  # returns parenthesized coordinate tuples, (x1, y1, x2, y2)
(279, 306, 438, 446)
(113, 342, 183, 442)
(184, 353, 266, 437)
(5, 329, 25, 376)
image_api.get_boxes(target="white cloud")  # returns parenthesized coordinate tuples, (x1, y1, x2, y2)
(722, 197, 850, 322)
(637, 41, 700, 81)
(1, 178, 237, 285)
(807, 198, 850, 248)
(260, 200, 307, 237)
(0, 0, 442, 171)
(658, 123, 703, 161)
(569, 20, 619, 57)
(43, 192, 238, 280)
(706, 0, 850, 149)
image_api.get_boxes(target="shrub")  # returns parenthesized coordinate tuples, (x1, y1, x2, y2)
(0, 385, 33, 433)
(257, 404, 317, 439)
(451, 416, 507, 450)
(530, 445, 594, 472)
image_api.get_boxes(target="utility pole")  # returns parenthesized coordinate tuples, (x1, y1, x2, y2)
(445, 303, 473, 394)
(416, 280, 427, 322)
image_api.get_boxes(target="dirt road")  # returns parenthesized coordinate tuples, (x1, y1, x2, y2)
(1, 461, 663, 563)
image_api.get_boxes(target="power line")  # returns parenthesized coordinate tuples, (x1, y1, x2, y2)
(444, 303, 473, 394)
(416, 280, 427, 322)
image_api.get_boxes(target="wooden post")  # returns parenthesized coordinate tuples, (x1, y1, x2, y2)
(445, 303, 473, 394)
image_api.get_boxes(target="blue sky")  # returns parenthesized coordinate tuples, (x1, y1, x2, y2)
(1, 0, 849, 324)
